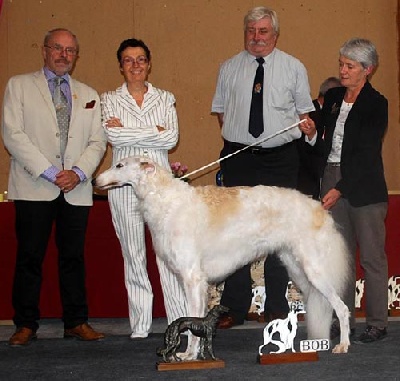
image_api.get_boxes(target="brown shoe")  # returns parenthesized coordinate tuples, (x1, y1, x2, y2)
(217, 315, 243, 329)
(9, 327, 37, 346)
(257, 313, 266, 323)
(217, 315, 235, 329)
(64, 323, 105, 341)
(246, 312, 264, 321)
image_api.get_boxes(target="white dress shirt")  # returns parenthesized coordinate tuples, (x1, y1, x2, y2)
(212, 49, 314, 148)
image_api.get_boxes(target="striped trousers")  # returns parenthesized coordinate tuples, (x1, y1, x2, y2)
(109, 183, 188, 335)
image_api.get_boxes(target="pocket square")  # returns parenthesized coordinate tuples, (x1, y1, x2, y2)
(85, 100, 96, 109)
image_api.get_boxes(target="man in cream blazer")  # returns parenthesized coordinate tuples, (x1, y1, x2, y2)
(1, 28, 107, 346)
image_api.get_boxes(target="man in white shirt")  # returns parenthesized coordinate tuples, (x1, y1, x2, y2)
(211, 6, 315, 328)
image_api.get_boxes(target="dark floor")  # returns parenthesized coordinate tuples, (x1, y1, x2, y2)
(1, 317, 399, 380)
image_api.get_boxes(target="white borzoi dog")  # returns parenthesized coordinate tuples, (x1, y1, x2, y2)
(93, 156, 350, 359)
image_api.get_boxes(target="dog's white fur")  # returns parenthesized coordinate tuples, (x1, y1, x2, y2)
(94, 156, 350, 359)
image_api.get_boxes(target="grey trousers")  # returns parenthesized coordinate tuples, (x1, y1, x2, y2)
(321, 165, 388, 328)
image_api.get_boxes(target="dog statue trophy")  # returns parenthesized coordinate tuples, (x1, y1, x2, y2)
(257, 306, 322, 364)
(156, 305, 228, 371)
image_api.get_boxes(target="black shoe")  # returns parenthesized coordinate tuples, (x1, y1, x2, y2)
(330, 320, 355, 340)
(355, 325, 387, 343)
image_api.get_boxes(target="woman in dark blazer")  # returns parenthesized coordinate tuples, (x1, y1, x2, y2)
(318, 38, 388, 343)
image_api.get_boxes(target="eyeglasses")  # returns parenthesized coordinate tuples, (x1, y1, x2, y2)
(45, 44, 78, 56)
(246, 27, 270, 36)
(120, 56, 149, 66)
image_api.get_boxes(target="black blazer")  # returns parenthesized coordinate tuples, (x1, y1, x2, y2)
(310, 99, 323, 127)
(318, 81, 388, 207)
(296, 99, 323, 199)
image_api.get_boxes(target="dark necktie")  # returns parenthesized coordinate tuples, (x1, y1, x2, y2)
(52, 77, 70, 161)
(249, 57, 265, 138)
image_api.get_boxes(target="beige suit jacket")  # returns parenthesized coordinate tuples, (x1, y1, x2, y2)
(1, 70, 107, 205)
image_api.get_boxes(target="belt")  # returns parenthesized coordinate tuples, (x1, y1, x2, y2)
(327, 162, 341, 167)
(224, 139, 295, 154)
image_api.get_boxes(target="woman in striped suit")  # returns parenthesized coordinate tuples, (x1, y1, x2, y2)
(100, 38, 188, 339)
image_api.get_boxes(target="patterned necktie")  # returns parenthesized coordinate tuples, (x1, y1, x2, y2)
(52, 77, 70, 161)
(249, 57, 265, 138)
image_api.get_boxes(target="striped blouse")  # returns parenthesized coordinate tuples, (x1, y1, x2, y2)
(100, 82, 178, 169)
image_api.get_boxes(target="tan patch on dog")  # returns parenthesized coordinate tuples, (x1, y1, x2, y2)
(196, 186, 244, 226)
(312, 205, 326, 229)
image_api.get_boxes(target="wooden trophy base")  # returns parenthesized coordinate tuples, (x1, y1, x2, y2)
(156, 359, 225, 371)
(258, 351, 319, 365)
(389, 309, 400, 317)
(355, 309, 365, 318)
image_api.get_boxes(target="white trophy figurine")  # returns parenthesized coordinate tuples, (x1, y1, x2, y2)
(258, 305, 305, 355)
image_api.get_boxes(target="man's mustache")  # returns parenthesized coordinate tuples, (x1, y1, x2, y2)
(248, 40, 267, 46)
(55, 59, 70, 64)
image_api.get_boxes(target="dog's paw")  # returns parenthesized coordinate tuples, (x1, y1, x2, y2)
(332, 342, 349, 354)
(156, 347, 164, 357)
(176, 351, 197, 361)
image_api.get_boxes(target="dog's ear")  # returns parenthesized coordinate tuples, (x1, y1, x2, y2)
(140, 161, 156, 174)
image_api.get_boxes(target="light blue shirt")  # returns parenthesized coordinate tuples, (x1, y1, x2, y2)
(212, 49, 315, 148)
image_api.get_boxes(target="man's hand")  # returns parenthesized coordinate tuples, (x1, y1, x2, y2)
(299, 116, 316, 140)
(55, 170, 80, 193)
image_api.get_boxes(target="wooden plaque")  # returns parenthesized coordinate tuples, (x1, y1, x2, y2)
(156, 359, 225, 371)
(389, 309, 400, 317)
(258, 351, 319, 365)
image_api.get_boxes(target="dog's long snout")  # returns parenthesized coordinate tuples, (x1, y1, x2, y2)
(91, 172, 120, 190)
